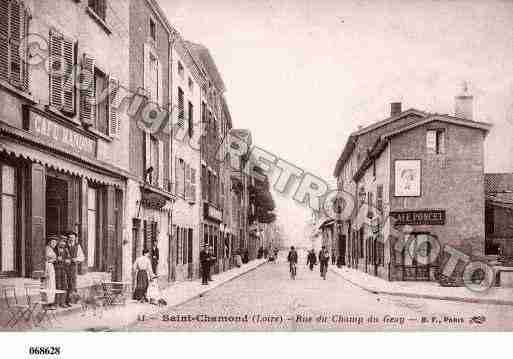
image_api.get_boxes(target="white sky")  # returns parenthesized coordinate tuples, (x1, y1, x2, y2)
(160, 0, 513, 246)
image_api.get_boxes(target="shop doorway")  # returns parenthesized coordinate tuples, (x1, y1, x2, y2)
(45, 176, 68, 237)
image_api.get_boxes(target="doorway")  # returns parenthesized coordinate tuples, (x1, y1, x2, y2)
(45, 176, 68, 237)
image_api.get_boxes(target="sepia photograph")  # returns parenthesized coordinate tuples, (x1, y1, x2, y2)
(0, 0, 513, 340)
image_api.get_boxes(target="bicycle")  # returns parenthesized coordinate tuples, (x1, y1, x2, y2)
(290, 262, 297, 280)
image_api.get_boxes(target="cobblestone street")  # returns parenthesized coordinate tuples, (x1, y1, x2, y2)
(130, 257, 513, 331)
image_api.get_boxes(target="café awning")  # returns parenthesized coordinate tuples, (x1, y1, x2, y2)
(0, 138, 125, 188)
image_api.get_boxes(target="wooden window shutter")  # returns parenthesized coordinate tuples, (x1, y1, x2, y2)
(79, 53, 95, 126)
(61, 36, 76, 114)
(8, 0, 21, 87)
(49, 30, 63, 109)
(144, 131, 151, 176)
(0, 0, 9, 81)
(21, 2, 29, 91)
(158, 140, 164, 188)
(108, 76, 120, 138)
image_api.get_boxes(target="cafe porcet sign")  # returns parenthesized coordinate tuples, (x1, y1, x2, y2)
(27, 109, 96, 158)
(390, 209, 446, 226)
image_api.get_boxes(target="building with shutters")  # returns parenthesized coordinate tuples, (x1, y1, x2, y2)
(0, 0, 130, 286)
(126, 0, 175, 284)
(333, 95, 492, 282)
(167, 34, 204, 281)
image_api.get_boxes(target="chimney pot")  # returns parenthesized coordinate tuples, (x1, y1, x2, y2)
(390, 102, 402, 117)
(455, 83, 473, 121)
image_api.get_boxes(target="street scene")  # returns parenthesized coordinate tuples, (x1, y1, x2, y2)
(131, 256, 513, 331)
(1, 0, 513, 334)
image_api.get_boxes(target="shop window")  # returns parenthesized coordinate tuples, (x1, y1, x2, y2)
(427, 129, 445, 155)
(0, 0, 30, 91)
(1, 164, 16, 273)
(94, 67, 109, 135)
(88, 0, 107, 21)
(87, 187, 98, 268)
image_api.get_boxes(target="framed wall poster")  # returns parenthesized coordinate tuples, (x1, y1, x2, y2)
(394, 160, 421, 197)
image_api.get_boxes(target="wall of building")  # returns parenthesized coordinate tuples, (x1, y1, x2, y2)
(389, 121, 486, 256)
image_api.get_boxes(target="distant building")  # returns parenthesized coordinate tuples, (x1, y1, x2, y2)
(333, 93, 492, 281)
(485, 173, 513, 258)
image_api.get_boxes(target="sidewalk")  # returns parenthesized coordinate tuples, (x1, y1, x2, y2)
(330, 266, 513, 306)
(45, 259, 266, 331)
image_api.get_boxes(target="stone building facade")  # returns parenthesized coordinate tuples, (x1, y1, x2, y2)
(0, 0, 130, 286)
(333, 99, 491, 281)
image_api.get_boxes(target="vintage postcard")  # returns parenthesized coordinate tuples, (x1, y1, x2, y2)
(1, 0, 513, 335)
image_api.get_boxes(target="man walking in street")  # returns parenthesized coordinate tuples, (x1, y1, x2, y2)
(150, 240, 159, 275)
(319, 245, 330, 280)
(287, 246, 298, 279)
(200, 246, 210, 285)
(66, 231, 84, 303)
(306, 249, 317, 271)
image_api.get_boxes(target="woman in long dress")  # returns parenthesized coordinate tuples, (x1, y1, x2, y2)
(43, 237, 58, 309)
(132, 249, 154, 303)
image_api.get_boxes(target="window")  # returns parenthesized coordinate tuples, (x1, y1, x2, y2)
(1, 164, 16, 273)
(427, 129, 445, 154)
(367, 191, 374, 216)
(48, 30, 76, 114)
(176, 226, 181, 265)
(0, 0, 30, 91)
(201, 165, 207, 201)
(188, 101, 194, 138)
(87, 187, 97, 268)
(177, 61, 184, 78)
(88, 0, 107, 21)
(188, 77, 193, 92)
(177, 87, 184, 127)
(175, 158, 185, 197)
(79, 54, 119, 136)
(94, 67, 109, 135)
(149, 18, 156, 41)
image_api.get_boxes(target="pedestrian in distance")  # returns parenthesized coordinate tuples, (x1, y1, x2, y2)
(306, 249, 317, 271)
(287, 246, 298, 280)
(200, 246, 210, 285)
(319, 246, 330, 280)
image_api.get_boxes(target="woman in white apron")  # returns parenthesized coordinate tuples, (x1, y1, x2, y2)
(44, 237, 58, 309)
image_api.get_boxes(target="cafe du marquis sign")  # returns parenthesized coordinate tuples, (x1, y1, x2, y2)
(389, 209, 446, 226)
(27, 109, 96, 158)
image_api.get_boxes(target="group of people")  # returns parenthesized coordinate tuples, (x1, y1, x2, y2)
(44, 232, 85, 309)
(287, 245, 331, 280)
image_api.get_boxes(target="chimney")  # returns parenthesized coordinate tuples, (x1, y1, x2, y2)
(454, 82, 473, 121)
(390, 102, 402, 117)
